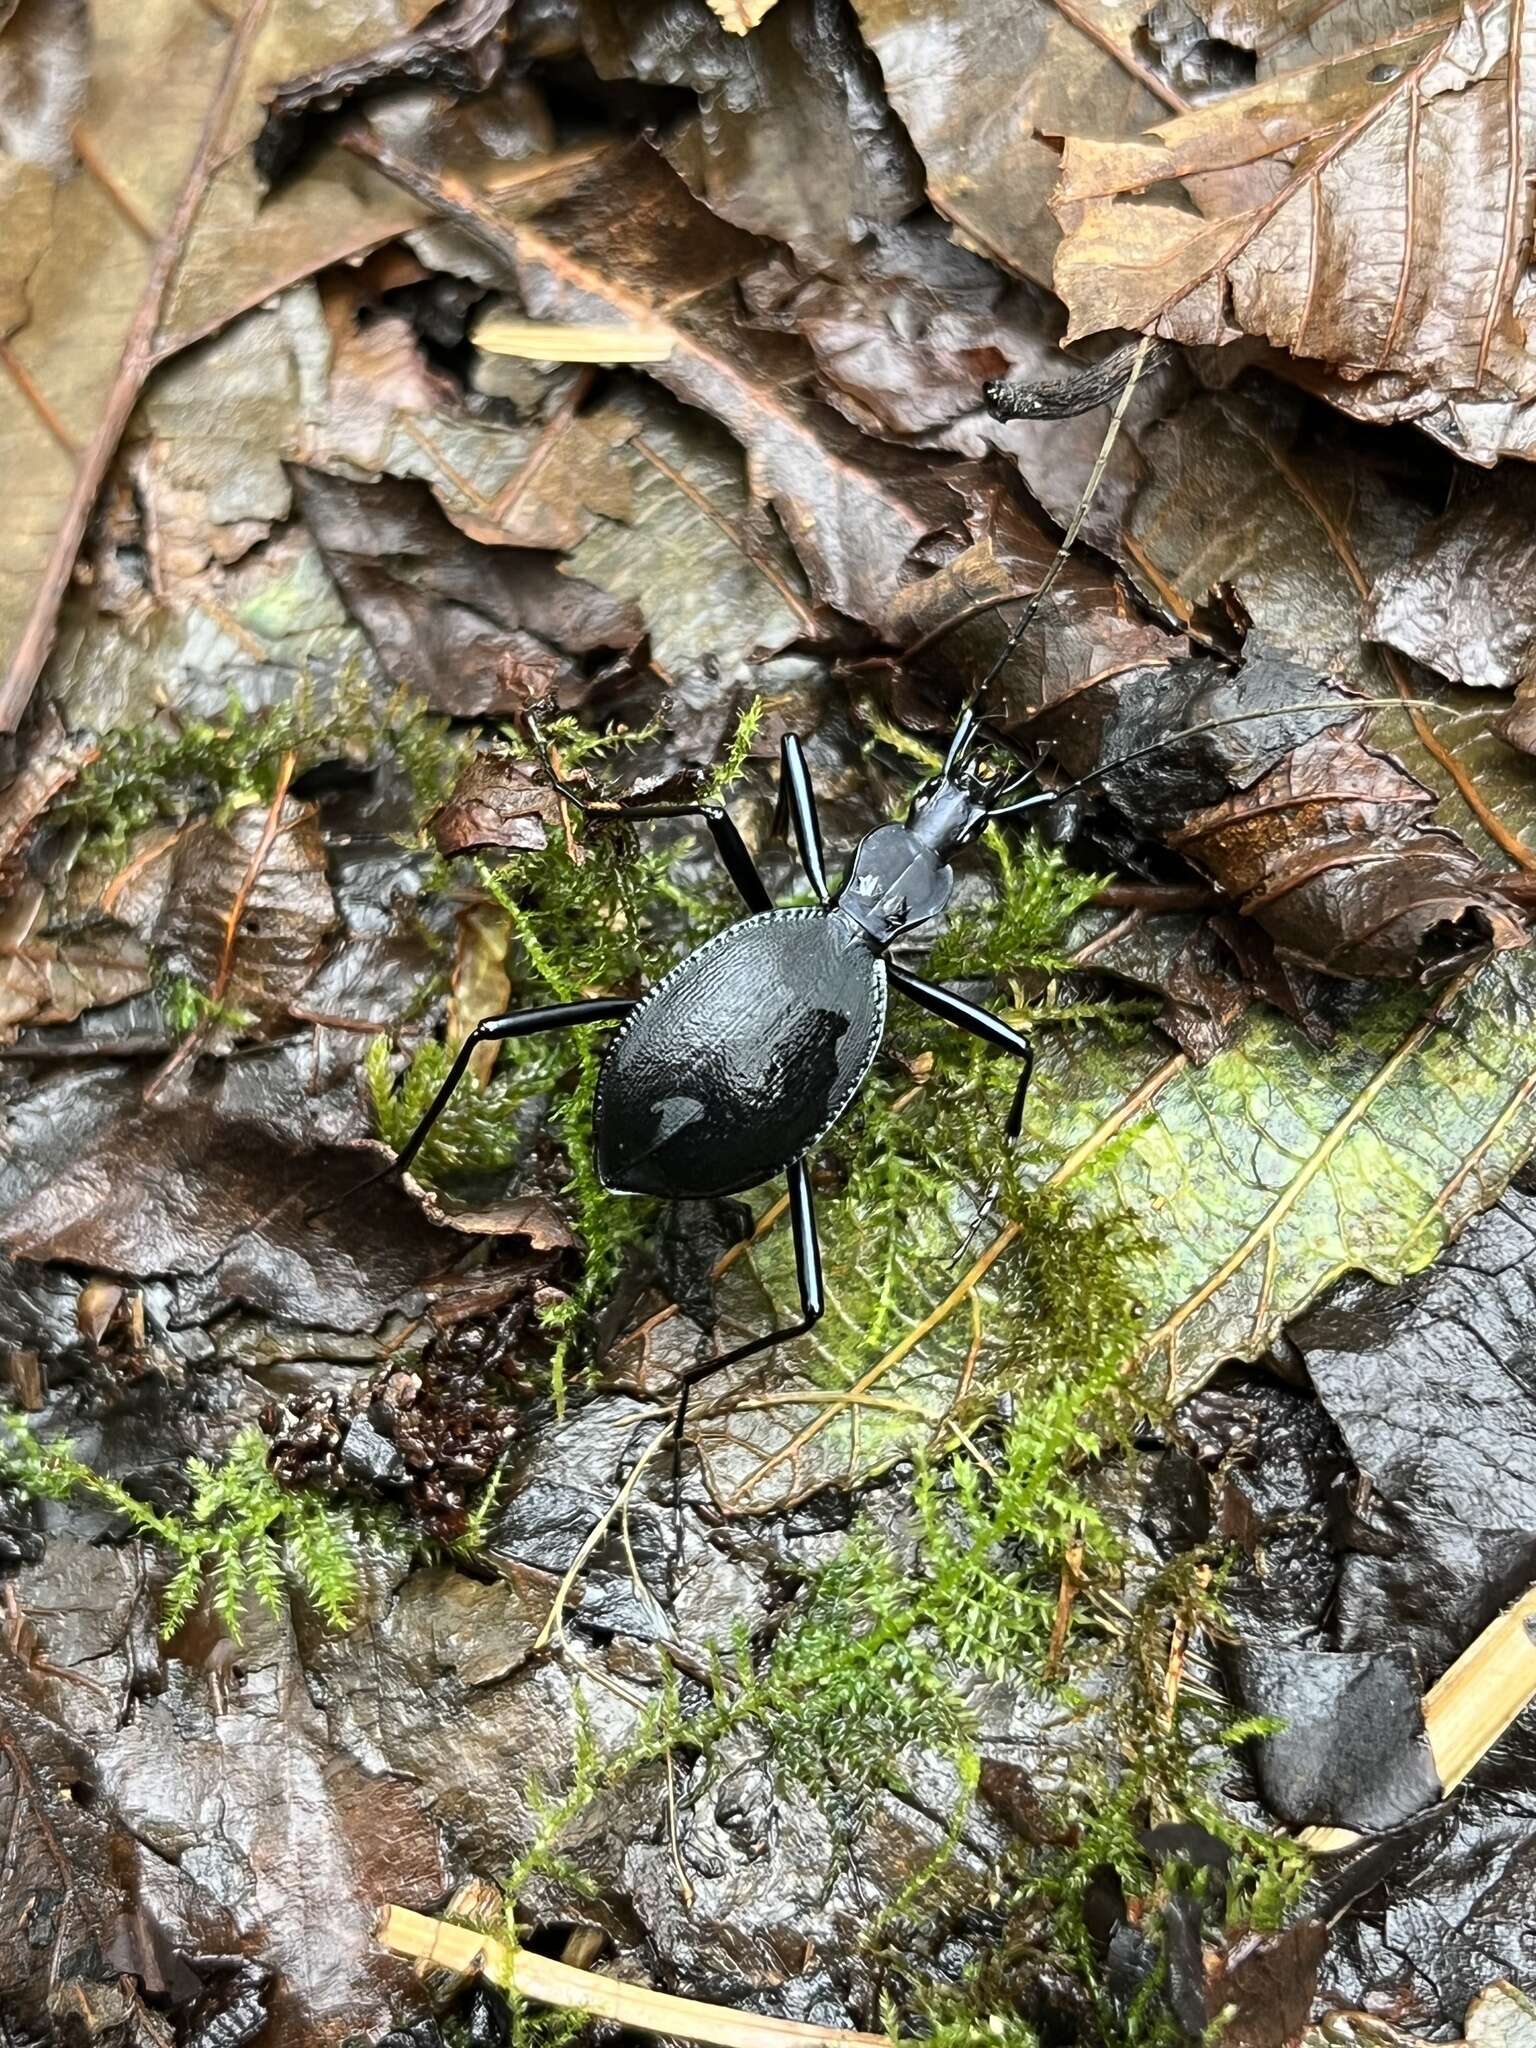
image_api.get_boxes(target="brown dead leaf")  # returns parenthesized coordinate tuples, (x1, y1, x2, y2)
(254, 0, 515, 185)
(1053, 0, 1536, 461)
(104, 795, 337, 1027)
(851, 0, 1181, 286)
(0, 879, 151, 1040)
(2, 1052, 452, 1329)
(291, 467, 641, 716)
(346, 132, 968, 633)
(0, 0, 477, 735)
(100, 1619, 446, 2047)
(1368, 468, 1536, 691)
(579, 0, 921, 261)
(431, 747, 560, 860)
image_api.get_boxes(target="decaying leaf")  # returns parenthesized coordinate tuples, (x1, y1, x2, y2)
(579, 0, 922, 260)
(254, 0, 515, 185)
(851, 0, 1179, 285)
(0, 0, 480, 735)
(431, 747, 560, 859)
(292, 467, 641, 715)
(1301, 1979, 1536, 2046)
(0, 878, 151, 1039)
(346, 131, 967, 633)
(1369, 467, 1536, 692)
(1053, 0, 1536, 461)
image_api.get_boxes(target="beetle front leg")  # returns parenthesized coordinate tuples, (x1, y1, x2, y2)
(528, 713, 772, 914)
(769, 733, 830, 902)
(888, 967, 1034, 1143)
(671, 1156, 825, 1451)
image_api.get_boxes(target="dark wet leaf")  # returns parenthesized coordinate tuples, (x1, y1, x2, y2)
(1229, 1642, 1441, 1830)
(292, 467, 641, 716)
(0, 0, 493, 735)
(1369, 468, 1536, 694)
(579, 0, 923, 261)
(110, 796, 338, 1029)
(97, 1609, 446, 2047)
(1031, 648, 1527, 982)
(1285, 1172, 1536, 1679)
(0, 1652, 161, 2039)
(0, 1054, 449, 1332)
(256, 0, 516, 186)
(348, 130, 967, 632)
(850, 0, 1178, 287)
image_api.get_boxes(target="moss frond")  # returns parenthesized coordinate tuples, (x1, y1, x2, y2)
(0, 1415, 367, 1642)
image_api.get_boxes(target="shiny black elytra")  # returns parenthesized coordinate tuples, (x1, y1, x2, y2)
(381, 703, 1052, 1447)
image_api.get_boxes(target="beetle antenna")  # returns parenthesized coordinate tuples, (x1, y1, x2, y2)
(986, 697, 1484, 818)
(931, 332, 1157, 787)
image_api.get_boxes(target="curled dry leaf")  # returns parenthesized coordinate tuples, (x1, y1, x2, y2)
(1053, 0, 1536, 461)
(1031, 651, 1528, 981)
(431, 748, 560, 860)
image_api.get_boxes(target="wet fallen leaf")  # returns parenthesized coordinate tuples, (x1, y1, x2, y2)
(106, 795, 338, 1030)
(1369, 467, 1536, 693)
(1053, 0, 1536, 462)
(1301, 1980, 1536, 2047)
(851, 0, 1179, 286)
(431, 747, 560, 860)
(1284, 1173, 1536, 1679)
(579, 0, 922, 260)
(346, 131, 967, 633)
(0, 0, 484, 734)
(292, 467, 640, 715)
(1, 1051, 451, 1332)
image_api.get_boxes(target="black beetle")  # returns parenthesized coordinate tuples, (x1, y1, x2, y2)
(374, 700, 1053, 1444)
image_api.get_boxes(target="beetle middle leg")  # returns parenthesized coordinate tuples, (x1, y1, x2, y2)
(671, 1156, 825, 1453)
(528, 715, 772, 914)
(888, 967, 1034, 1143)
(313, 996, 636, 1216)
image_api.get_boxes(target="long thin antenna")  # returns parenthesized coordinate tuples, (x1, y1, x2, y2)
(987, 696, 1479, 818)
(967, 331, 1156, 712)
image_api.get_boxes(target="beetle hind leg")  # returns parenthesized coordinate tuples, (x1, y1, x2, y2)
(671, 1157, 825, 1453)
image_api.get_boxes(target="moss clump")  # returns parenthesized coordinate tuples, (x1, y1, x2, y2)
(51, 674, 463, 867)
(0, 1416, 368, 1640)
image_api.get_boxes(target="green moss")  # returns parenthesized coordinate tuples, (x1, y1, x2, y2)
(53, 675, 464, 868)
(0, 1415, 367, 1641)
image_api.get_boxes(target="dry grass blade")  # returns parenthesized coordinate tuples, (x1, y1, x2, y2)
(473, 318, 675, 364)
(704, 0, 783, 28)
(376, 1907, 891, 2048)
